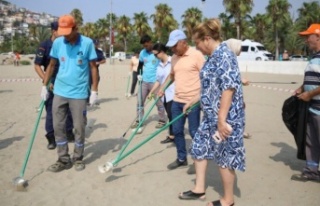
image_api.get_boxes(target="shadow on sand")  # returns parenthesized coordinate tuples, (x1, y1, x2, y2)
(269, 142, 304, 172)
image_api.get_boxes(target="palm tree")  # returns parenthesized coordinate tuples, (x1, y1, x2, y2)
(218, 12, 236, 40)
(181, 7, 203, 40)
(35, 26, 51, 44)
(133, 12, 152, 37)
(28, 24, 37, 40)
(70, 8, 83, 27)
(266, 0, 291, 60)
(223, 0, 254, 39)
(80, 22, 96, 38)
(95, 18, 109, 52)
(115, 15, 132, 52)
(296, 1, 320, 31)
(250, 13, 269, 42)
(151, 3, 178, 42)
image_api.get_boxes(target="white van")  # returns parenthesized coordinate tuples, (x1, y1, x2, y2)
(112, 51, 126, 61)
(237, 39, 273, 61)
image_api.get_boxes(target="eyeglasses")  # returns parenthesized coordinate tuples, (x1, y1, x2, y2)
(153, 51, 161, 57)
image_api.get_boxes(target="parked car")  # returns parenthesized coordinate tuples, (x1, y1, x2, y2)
(126, 54, 133, 59)
(289, 55, 308, 61)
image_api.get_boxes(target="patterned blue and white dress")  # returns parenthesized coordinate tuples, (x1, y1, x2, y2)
(190, 42, 246, 171)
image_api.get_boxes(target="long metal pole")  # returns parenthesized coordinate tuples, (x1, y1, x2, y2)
(109, 0, 112, 65)
(11, 31, 13, 53)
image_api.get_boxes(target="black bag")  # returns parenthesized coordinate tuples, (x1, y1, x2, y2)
(282, 96, 309, 160)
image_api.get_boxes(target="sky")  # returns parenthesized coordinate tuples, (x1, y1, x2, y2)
(8, 0, 306, 27)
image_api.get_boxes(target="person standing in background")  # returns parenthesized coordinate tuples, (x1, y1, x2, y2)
(34, 21, 74, 149)
(92, 39, 106, 92)
(127, 50, 140, 97)
(131, 35, 166, 129)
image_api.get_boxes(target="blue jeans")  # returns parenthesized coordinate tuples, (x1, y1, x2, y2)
(45, 91, 73, 138)
(171, 101, 200, 161)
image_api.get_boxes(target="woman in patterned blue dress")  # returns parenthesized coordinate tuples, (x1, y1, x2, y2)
(178, 18, 245, 206)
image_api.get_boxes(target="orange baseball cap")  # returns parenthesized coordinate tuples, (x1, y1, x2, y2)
(58, 15, 76, 36)
(299, 24, 320, 36)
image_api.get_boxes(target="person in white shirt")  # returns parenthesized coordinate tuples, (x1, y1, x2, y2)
(148, 43, 175, 143)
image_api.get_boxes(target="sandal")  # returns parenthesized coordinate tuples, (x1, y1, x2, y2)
(74, 160, 86, 171)
(47, 160, 72, 172)
(178, 190, 205, 200)
(155, 120, 166, 128)
(291, 173, 320, 183)
(208, 200, 234, 206)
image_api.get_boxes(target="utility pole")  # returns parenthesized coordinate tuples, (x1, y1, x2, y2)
(11, 29, 14, 53)
(109, 0, 113, 65)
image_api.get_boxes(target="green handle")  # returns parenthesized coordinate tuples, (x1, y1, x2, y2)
(115, 80, 172, 161)
(19, 100, 45, 177)
(112, 102, 200, 165)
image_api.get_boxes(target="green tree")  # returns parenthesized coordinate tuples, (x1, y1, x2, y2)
(70, 8, 83, 27)
(115, 15, 132, 52)
(181, 7, 203, 41)
(80, 22, 96, 38)
(95, 18, 109, 52)
(218, 12, 236, 40)
(133, 12, 152, 37)
(151, 3, 178, 42)
(223, 0, 254, 39)
(296, 1, 320, 31)
(266, 0, 291, 60)
(250, 13, 269, 42)
(34, 26, 51, 45)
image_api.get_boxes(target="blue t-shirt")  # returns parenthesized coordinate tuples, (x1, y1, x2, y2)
(50, 34, 97, 99)
(139, 49, 159, 83)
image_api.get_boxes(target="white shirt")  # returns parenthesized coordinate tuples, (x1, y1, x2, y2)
(156, 56, 175, 102)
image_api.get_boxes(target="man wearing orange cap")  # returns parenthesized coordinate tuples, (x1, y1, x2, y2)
(41, 14, 99, 172)
(291, 24, 320, 182)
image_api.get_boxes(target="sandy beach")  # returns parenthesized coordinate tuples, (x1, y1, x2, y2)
(0, 62, 319, 206)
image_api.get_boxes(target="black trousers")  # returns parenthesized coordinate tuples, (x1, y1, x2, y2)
(163, 96, 173, 136)
(130, 71, 138, 95)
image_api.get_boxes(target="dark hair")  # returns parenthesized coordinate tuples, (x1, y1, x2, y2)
(134, 49, 140, 54)
(152, 43, 167, 53)
(51, 22, 59, 31)
(140, 35, 151, 44)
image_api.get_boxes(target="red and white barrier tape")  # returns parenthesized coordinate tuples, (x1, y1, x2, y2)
(0, 78, 42, 83)
(250, 84, 295, 93)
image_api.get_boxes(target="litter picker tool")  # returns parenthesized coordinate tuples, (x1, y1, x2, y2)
(13, 100, 45, 191)
(98, 102, 200, 173)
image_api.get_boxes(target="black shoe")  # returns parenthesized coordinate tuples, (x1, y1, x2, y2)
(167, 159, 188, 170)
(179, 190, 206, 200)
(66, 131, 75, 143)
(47, 160, 73, 172)
(46, 135, 56, 150)
(160, 136, 174, 144)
